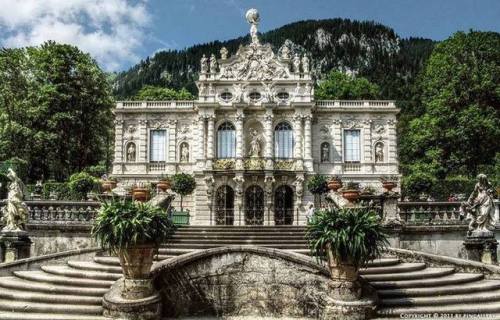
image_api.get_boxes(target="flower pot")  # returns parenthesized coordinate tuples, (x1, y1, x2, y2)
(326, 245, 361, 300)
(342, 189, 360, 203)
(328, 179, 343, 192)
(382, 181, 397, 192)
(157, 180, 171, 192)
(132, 187, 150, 202)
(117, 244, 156, 299)
(101, 180, 117, 193)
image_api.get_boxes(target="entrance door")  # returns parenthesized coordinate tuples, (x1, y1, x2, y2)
(245, 185, 264, 225)
(274, 185, 294, 225)
(214, 185, 234, 225)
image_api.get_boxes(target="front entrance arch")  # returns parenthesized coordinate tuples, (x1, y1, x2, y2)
(245, 185, 264, 225)
(214, 185, 234, 225)
(274, 185, 294, 225)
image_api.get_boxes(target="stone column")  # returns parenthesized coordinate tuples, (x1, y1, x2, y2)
(303, 115, 313, 171)
(206, 115, 215, 169)
(293, 115, 303, 170)
(387, 118, 397, 163)
(138, 119, 148, 162)
(196, 116, 206, 169)
(333, 119, 342, 165)
(363, 119, 372, 164)
(113, 119, 124, 174)
(235, 111, 244, 170)
(264, 110, 274, 170)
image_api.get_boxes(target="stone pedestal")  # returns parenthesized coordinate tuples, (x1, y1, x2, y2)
(0, 230, 32, 263)
(381, 192, 401, 227)
(103, 279, 161, 320)
(462, 231, 498, 264)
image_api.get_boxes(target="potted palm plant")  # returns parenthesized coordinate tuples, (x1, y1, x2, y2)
(306, 207, 388, 300)
(92, 199, 176, 299)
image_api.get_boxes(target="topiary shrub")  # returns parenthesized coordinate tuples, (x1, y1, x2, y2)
(307, 174, 329, 206)
(68, 172, 99, 200)
(42, 182, 72, 200)
(171, 173, 196, 211)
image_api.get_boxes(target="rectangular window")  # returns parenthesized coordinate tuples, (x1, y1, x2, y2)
(344, 130, 360, 162)
(150, 130, 166, 162)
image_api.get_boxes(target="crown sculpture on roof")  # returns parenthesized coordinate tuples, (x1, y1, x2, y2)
(198, 8, 310, 83)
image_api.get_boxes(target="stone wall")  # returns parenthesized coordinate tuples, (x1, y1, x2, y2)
(151, 246, 335, 319)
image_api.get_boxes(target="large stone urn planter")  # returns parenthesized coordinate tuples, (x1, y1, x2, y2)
(117, 244, 156, 300)
(101, 180, 117, 193)
(156, 180, 171, 193)
(326, 245, 361, 301)
(328, 179, 343, 192)
(382, 181, 397, 192)
(342, 189, 360, 204)
(132, 187, 150, 202)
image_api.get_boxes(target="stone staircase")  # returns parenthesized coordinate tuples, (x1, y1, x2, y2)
(0, 226, 498, 319)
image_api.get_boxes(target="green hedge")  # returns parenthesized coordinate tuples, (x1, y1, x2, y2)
(402, 175, 477, 201)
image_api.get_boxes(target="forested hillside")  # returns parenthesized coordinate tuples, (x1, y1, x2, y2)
(112, 18, 435, 102)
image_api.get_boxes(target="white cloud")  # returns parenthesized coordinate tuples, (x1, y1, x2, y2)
(0, 0, 151, 71)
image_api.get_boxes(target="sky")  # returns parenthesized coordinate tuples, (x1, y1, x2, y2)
(0, 0, 498, 72)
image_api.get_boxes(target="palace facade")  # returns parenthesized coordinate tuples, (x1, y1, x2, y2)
(112, 9, 399, 226)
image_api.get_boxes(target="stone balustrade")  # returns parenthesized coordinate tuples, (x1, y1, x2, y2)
(398, 201, 464, 225)
(116, 101, 195, 109)
(316, 100, 397, 109)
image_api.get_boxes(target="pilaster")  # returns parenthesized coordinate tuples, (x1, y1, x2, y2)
(264, 109, 274, 170)
(293, 114, 303, 170)
(196, 116, 206, 169)
(206, 115, 215, 170)
(235, 110, 245, 170)
(138, 119, 148, 162)
(303, 115, 313, 172)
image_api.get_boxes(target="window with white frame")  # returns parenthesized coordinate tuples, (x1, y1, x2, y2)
(149, 130, 167, 162)
(274, 122, 294, 159)
(343, 129, 361, 162)
(217, 121, 236, 158)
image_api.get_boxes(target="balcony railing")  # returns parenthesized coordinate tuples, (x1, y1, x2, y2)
(316, 100, 396, 108)
(116, 101, 195, 109)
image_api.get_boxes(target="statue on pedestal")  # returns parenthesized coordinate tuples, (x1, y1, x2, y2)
(249, 129, 261, 158)
(460, 174, 496, 235)
(200, 54, 208, 74)
(246, 8, 260, 45)
(1, 169, 28, 232)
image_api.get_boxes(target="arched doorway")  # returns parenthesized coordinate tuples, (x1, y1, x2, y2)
(245, 185, 264, 225)
(274, 185, 294, 225)
(214, 185, 234, 225)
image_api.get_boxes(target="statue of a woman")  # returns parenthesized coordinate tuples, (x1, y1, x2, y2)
(461, 174, 496, 235)
(1, 168, 29, 231)
(249, 129, 261, 157)
(200, 54, 208, 74)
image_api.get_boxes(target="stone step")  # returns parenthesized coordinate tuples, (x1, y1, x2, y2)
(369, 273, 484, 289)
(381, 288, 500, 307)
(41, 265, 122, 281)
(360, 263, 426, 275)
(171, 234, 307, 240)
(93, 256, 120, 266)
(0, 287, 101, 305)
(164, 243, 309, 250)
(169, 239, 307, 245)
(0, 298, 102, 315)
(67, 261, 123, 274)
(0, 277, 107, 296)
(13, 271, 114, 288)
(361, 267, 455, 282)
(377, 301, 500, 317)
(364, 258, 400, 268)
(157, 248, 198, 255)
(0, 312, 105, 320)
(378, 279, 500, 298)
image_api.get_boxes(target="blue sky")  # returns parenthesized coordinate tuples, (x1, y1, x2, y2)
(0, 0, 498, 71)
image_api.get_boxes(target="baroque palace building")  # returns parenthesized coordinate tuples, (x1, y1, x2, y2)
(112, 9, 399, 226)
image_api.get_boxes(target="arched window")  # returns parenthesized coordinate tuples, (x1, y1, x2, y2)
(217, 121, 236, 158)
(320, 142, 330, 163)
(274, 122, 293, 159)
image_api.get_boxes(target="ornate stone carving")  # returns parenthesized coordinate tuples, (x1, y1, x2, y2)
(1, 169, 28, 231)
(293, 53, 301, 73)
(264, 176, 275, 196)
(275, 160, 295, 171)
(200, 54, 208, 73)
(245, 8, 260, 45)
(209, 54, 218, 73)
(244, 158, 265, 170)
(280, 44, 291, 60)
(233, 175, 245, 196)
(204, 176, 215, 197)
(261, 81, 275, 103)
(294, 175, 304, 198)
(180, 142, 189, 162)
(302, 55, 310, 73)
(232, 83, 247, 103)
(213, 159, 235, 170)
(248, 129, 261, 157)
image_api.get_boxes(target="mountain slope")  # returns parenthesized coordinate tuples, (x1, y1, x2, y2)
(112, 18, 436, 101)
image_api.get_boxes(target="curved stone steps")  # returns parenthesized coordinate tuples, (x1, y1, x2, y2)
(0, 312, 105, 320)
(41, 265, 122, 281)
(0, 277, 108, 296)
(67, 261, 123, 274)
(368, 272, 484, 289)
(361, 267, 455, 282)
(381, 288, 500, 306)
(365, 258, 400, 268)
(360, 262, 426, 275)
(13, 271, 114, 288)
(377, 301, 500, 317)
(0, 298, 102, 315)
(0, 287, 101, 305)
(93, 256, 121, 266)
(377, 279, 500, 298)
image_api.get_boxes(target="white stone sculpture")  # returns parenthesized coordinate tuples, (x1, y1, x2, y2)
(294, 176, 304, 198)
(209, 54, 218, 73)
(249, 129, 261, 157)
(293, 53, 301, 73)
(200, 54, 208, 73)
(180, 143, 189, 162)
(232, 83, 247, 102)
(126, 143, 136, 162)
(460, 174, 496, 235)
(281, 45, 291, 60)
(1, 169, 29, 231)
(220, 47, 228, 60)
(374, 142, 384, 163)
(302, 55, 310, 73)
(261, 81, 275, 103)
(233, 176, 245, 196)
(246, 8, 260, 45)
(321, 143, 329, 162)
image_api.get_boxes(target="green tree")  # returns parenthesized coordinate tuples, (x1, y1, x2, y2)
(315, 71, 380, 100)
(171, 173, 196, 211)
(0, 41, 114, 182)
(134, 85, 194, 101)
(307, 174, 329, 206)
(401, 31, 500, 181)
